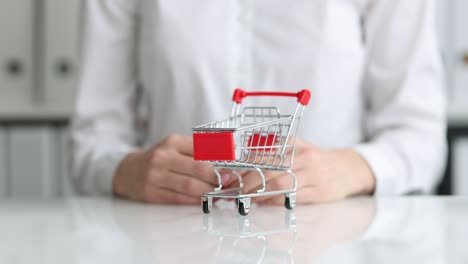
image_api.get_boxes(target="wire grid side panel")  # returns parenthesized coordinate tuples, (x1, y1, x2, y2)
(234, 118, 295, 168)
(240, 107, 281, 126)
(235, 104, 306, 168)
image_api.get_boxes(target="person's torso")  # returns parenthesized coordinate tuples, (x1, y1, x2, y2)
(137, 0, 369, 148)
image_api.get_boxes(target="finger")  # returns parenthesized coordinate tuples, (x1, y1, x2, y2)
(241, 170, 283, 194)
(167, 153, 218, 185)
(250, 170, 304, 203)
(157, 170, 216, 198)
(221, 170, 249, 189)
(244, 146, 318, 199)
(239, 144, 306, 193)
(162, 134, 194, 156)
(243, 167, 304, 195)
(164, 135, 235, 186)
(144, 187, 200, 205)
(293, 137, 317, 151)
(175, 136, 194, 156)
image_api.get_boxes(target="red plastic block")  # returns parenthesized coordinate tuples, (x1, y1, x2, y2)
(193, 132, 235, 161)
(247, 133, 277, 151)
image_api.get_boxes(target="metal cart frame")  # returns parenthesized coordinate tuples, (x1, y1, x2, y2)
(193, 88, 311, 215)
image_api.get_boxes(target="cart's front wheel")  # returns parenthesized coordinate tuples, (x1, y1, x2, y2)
(238, 200, 250, 216)
(202, 199, 211, 214)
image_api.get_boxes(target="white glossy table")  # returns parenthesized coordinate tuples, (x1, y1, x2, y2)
(1, 197, 467, 263)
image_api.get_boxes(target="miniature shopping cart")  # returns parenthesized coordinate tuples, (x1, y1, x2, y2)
(193, 88, 311, 216)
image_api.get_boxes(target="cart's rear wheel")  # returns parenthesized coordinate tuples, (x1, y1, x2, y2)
(202, 200, 211, 214)
(238, 201, 250, 216)
(285, 196, 295, 210)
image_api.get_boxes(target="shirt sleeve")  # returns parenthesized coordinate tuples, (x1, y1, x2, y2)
(353, 0, 447, 195)
(71, 0, 140, 195)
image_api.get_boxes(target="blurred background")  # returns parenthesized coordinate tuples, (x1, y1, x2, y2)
(0, 0, 466, 199)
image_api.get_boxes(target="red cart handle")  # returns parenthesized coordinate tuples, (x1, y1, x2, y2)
(232, 88, 311, 106)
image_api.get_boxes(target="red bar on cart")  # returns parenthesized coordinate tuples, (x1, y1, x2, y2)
(193, 132, 236, 161)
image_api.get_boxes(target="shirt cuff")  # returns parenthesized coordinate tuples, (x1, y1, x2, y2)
(94, 146, 135, 195)
(353, 143, 400, 196)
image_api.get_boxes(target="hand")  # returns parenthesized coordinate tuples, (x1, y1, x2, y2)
(227, 138, 375, 204)
(113, 134, 233, 204)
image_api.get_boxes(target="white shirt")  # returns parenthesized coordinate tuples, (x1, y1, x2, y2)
(71, 0, 447, 196)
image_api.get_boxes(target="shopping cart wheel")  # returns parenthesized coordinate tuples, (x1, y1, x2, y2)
(202, 197, 212, 214)
(285, 193, 296, 210)
(238, 198, 250, 216)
